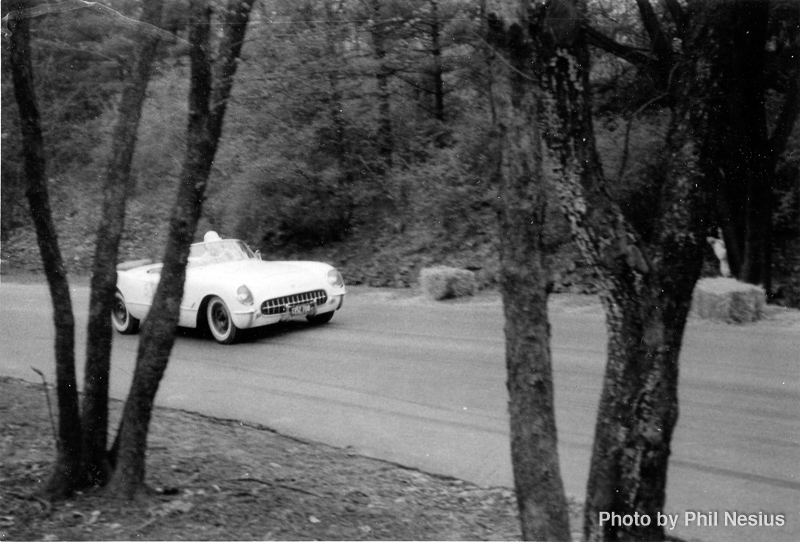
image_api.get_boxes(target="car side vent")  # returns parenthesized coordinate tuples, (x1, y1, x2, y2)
(261, 290, 328, 315)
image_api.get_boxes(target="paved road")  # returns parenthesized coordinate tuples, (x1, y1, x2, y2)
(1, 282, 798, 541)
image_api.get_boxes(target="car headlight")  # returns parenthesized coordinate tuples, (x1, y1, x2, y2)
(236, 285, 254, 305)
(326, 268, 344, 288)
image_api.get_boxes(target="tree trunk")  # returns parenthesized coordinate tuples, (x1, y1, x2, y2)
(370, 0, 392, 171)
(712, 1, 771, 287)
(486, 4, 572, 540)
(106, 0, 256, 499)
(430, 0, 445, 123)
(324, 0, 354, 226)
(532, 1, 713, 539)
(498, 66, 572, 542)
(81, 0, 164, 487)
(0, 170, 19, 243)
(6, 0, 83, 497)
(585, 1, 799, 293)
(722, 0, 800, 293)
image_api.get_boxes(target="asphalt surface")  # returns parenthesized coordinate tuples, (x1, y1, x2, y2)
(1, 282, 798, 542)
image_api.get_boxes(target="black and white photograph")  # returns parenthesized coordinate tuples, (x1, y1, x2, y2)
(1, 0, 798, 540)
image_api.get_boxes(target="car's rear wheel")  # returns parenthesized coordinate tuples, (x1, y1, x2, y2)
(207, 296, 239, 344)
(307, 310, 334, 325)
(111, 291, 139, 334)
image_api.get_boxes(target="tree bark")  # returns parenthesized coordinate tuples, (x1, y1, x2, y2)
(498, 67, 572, 542)
(633, 0, 674, 88)
(6, 0, 83, 497)
(324, 0, 355, 226)
(0, 170, 19, 243)
(486, 4, 572, 540)
(370, 0, 393, 171)
(711, 2, 771, 287)
(532, 1, 713, 539)
(430, 0, 445, 123)
(106, 0, 256, 499)
(81, 0, 164, 487)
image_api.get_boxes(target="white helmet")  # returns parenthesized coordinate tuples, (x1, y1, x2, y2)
(204, 231, 222, 242)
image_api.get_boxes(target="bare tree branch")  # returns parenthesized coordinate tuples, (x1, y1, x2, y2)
(617, 63, 678, 183)
(769, 74, 800, 166)
(662, 0, 687, 37)
(583, 23, 656, 72)
(635, 0, 671, 62)
(31, 367, 58, 449)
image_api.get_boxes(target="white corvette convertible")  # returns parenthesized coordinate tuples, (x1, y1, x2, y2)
(112, 232, 346, 344)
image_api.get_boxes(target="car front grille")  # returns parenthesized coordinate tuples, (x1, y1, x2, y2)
(261, 290, 328, 316)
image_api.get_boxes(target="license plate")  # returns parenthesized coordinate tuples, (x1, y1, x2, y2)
(290, 303, 312, 316)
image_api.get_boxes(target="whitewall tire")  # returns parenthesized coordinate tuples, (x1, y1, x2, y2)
(207, 296, 239, 344)
(111, 291, 139, 334)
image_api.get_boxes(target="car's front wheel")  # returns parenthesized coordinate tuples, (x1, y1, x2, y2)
(111, 291, 139, 334)
(207, 296, 239, 344)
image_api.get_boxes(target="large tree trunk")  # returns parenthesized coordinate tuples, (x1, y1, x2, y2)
(6, 0, 83, 497)
(81, 0, 165, 487)
(533, 1, 714, 539)
(486, 3, 572, 540)
(578, 131, 706, 542)
(106, 0, 256, 499)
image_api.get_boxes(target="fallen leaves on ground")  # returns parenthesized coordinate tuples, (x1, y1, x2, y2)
(0, 377, 584, 541)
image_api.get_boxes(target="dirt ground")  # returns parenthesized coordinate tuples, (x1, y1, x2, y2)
(0, 377, 585, 541)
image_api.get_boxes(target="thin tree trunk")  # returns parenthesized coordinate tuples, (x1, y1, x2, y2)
(430, 0, 444, 123)
(81, 0, 165, 487)
(499, 66, 571, 542)
(732, 0, 800, 293)
(6, 1, 83, 497)
(715, 1, 771, 286)
(715, 186, 743, 277)
(0, 171, 18, 243)
(370, 0, 392, 171)
(486, 3, 572, 539)
(107, 0, 256, 499)
(324, 0, 354, 226)
(478, 1, 498, 126)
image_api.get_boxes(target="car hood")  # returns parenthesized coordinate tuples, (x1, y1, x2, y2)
(188, 259, 335, 298)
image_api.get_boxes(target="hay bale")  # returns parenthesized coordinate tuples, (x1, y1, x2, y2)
(420, 266, 477, 301)
(691, 278, 765, 323)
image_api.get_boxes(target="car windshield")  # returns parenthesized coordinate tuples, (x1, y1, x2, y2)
(187, 240, 255, 267)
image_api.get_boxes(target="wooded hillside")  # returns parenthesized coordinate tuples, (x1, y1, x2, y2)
(2, 0, 798, 305)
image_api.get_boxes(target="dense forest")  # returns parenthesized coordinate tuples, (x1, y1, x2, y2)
(1, 0, 798, 305)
